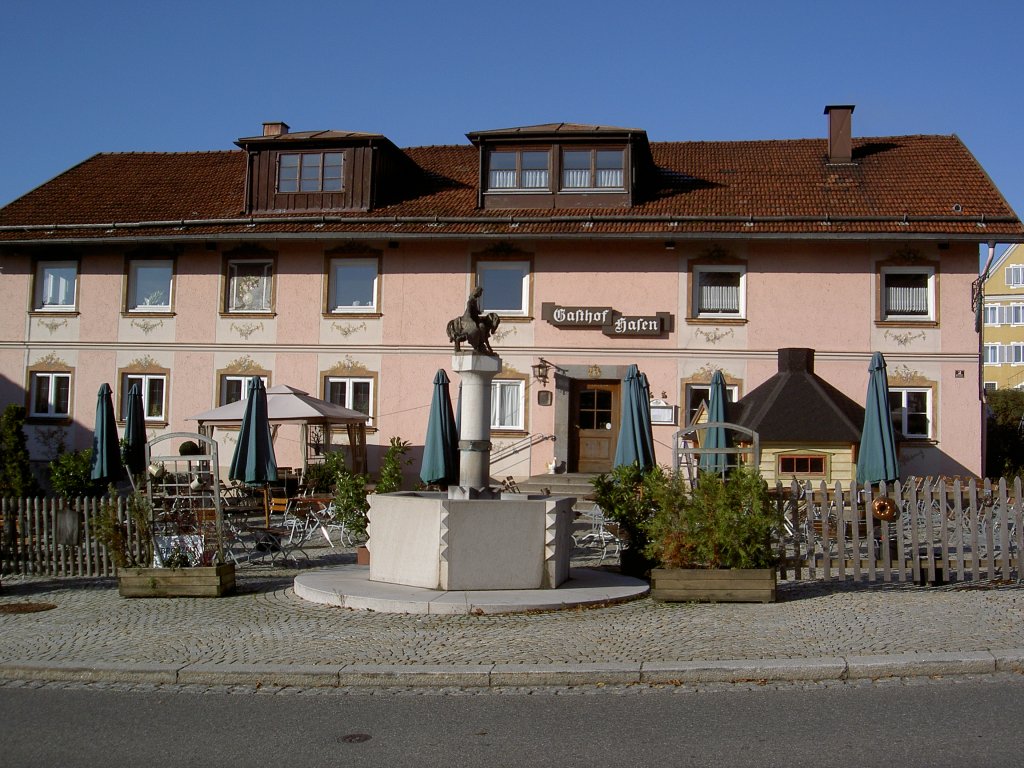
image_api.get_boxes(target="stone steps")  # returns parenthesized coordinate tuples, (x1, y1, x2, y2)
(495, 473, 601, 513)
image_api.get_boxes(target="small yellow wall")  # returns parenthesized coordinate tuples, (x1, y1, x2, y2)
(758, 443, 856, 486)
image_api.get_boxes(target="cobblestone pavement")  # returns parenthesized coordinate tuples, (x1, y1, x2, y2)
(1, 545, 1023, 682)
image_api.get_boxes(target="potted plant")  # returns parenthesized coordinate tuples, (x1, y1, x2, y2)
(590, 464, 664, 578)
(647, 466, 781, 603)
(92, 486, 235, 597)
(333, 468, 371, 562)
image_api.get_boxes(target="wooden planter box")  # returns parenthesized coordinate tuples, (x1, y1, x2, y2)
(118, 563, 236, 598)
(651, 567, 776, 603)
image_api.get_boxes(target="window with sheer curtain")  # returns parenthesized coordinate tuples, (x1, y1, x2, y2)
(692, 265, 745, 318)
(561, 149, 624, 190)
(491, 380, 524, 430)
(486, 150, 550, 191)
(882, 266, 934, 320)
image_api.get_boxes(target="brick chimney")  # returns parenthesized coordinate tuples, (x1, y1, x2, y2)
(824, 105, 855, 164)
(262, 121, 289, 137)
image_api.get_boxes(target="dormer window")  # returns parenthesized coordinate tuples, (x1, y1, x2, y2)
(561, 149, 624, 190)
(487, 150, 550, 191)
(277, 152, 344, 193)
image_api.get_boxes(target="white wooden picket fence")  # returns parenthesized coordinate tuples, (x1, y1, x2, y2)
(3, 477, 1022, 584)
(0, 495, 147, 578)
(776, 477, 1022, 584)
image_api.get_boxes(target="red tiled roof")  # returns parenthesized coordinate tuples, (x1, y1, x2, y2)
(1, 135, 1020, 242)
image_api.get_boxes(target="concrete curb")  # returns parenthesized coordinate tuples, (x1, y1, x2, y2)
(3, 651, 1022, 688)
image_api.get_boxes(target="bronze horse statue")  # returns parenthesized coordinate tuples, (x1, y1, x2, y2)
(447, 310, 500, 354)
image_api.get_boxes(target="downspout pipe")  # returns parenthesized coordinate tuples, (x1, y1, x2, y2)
(979, 240, 997, 477)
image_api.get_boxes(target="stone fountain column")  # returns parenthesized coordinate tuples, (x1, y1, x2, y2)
(450, 352, 501, 499)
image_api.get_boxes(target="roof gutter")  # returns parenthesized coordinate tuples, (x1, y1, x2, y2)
(0, 212, 1019, 235)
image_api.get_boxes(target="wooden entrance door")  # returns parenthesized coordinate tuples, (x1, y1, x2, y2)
(570, 380, 620, 473)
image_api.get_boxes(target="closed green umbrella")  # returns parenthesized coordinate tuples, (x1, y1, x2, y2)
(229, 375, 278, 487)
(856, 352, 900, 484)
(122, 383, 147, 478)
(699, 370, 729, 476)
(419, 369, 459, 487)
(89, 382, 124, 485)
(614, 364, 656, 470)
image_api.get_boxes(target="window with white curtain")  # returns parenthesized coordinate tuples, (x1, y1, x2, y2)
(881, 266, 934, 321)
(486, 150, 550, 191)
(1006, 265, 1024, 287)
(491, 380, 524, 430)
(35, 261, 77, 310)
(561, 149, 625, 190)
(692, 265, 745, 318)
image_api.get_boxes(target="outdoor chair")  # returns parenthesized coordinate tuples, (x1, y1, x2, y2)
(573, 506, 625, 563)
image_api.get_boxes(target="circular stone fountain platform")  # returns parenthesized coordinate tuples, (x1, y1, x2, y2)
(294, 566, 649, 615)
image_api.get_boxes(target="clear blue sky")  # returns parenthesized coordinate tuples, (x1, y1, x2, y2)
(3, 0, 1023, 253)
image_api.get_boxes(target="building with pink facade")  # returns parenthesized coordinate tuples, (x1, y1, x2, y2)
(1, 105, 1021, 484)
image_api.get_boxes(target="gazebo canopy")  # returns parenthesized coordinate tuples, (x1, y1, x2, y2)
(190, 385, 368, 473)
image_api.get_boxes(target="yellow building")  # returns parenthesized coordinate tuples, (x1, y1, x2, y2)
(983, 244, 1024, 390)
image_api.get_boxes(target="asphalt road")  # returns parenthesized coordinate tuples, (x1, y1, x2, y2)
(3, 676, 1022, 767)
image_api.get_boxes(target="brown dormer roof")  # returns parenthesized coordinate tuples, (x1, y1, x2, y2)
(1, 133, 1021, 242)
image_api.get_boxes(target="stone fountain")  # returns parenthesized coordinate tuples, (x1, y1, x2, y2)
(365, 291, 575, 590)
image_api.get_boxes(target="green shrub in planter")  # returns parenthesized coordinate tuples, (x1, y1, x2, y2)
(646, 466, 779, 570)
(590, 464, 664, 577)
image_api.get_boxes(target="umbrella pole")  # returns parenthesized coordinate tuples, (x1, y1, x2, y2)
(263, 484, 271, 527)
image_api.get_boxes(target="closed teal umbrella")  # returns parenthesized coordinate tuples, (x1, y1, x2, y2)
(89, 382, 124, 485)
(229, 377, 278, 485)
(699, 370, 729, 476)
(614, 364, 656, 470)
(419, 369, 459, 486)
(122, 383, 147, 478)
(857, 352, 900, 484)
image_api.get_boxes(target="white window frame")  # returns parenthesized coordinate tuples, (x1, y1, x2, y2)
(124, 374, 167, 423)
(692, 265, 746, 319)
(985, 343, 1001, 365)
(227, 260, 273, 313)
(984, 381, 997, 391)
(329, 258, 378, 313)
(1007, 264, 1024, 287)
(220, 375, 268, 406)
(490, 379, 525, 431)
(34, 261, 78, 311)
(29, 372, 71, 418)
(881, 265, 935, 321)
(985, 304, 1004, 326)
(889, 386, 932, 440)
(477, 260, 530, 316)
(325, 376, 374, 425)
(684, 383, 739, 426)
(127, 260, 173, 312)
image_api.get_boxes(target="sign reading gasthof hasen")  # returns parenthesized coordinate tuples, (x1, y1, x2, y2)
(541, 302, 673, 337)
(609, 315, 663, 336)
